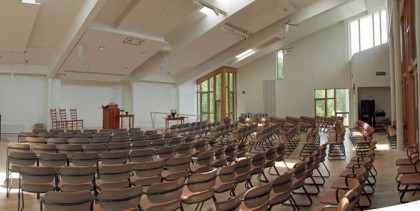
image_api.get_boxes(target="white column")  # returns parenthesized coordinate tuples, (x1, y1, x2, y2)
(415, 0, 420, 153)
(388, 19, 396, 122)
(392, 0, 404, 150)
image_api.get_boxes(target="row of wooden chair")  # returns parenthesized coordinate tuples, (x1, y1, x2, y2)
(50, 108, 84, 130)
(327, 121, 347, 160)
(395, 142, 420, 202)
(386, 125, 397, 148)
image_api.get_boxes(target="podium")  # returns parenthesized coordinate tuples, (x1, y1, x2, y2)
(103, 104, 120, 129)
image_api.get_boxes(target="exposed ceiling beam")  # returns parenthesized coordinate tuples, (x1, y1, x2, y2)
(177, 0, 358, 84)
(47, 0, 108, 78)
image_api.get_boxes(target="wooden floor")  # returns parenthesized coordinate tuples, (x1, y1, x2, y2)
(0, 131, 412, 211)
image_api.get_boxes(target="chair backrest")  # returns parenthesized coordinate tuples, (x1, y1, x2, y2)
(19, 166, 56, 186)
(8, 150, 37, 167)
(129, 148, 155, 162)
(101, 151, 129, 164)
(241, 183, 271, 210)
(215, 195, 241, 211)
(42, 190, 93, 211)
(98, 163, 133, 182)
(109, 142, 130, 151)
(165, 155, 192, 172)
(69, 108, 79, 120)
(195, 150, 214, 166)
(39, 152, 68, 167)
(235, 158, 251, 175)
(57, 144, 83, 155)
(98, 186, 143, 211)
(50, 108, 58, 122)
(176, 143, 193, 155)
(24, 137, 46, 144)
(7, 143, 31, 153)
(47, 137, 68, 144)
(186, 169, 217, 192)
(156, 146, 176, 160)
(59, 166, 96, 187)
(336, 197, 350, 211)
(84, 143, 108, 155)
(251, 152, 266, 167)
(218, 163, 236, 184)
(59, 108, 67, 121)
(133, 160, 165, 178)
(146, 178, 185, 203)
(265, 147, 277, 161)
(271, 171, 293, 194)
(70, 152, 99, 166)
(67, 137, 89, 145)
(32, 144, 57, 155)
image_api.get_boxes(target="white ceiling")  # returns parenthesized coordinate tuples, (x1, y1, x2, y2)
(0, 0, 381, 83)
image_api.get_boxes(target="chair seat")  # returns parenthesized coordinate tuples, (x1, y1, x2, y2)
(400, 173, 420, 185)
(319, 189, 347, 205)
(395, 157, 418, 166)
(140, 196, 181, 211)
(249, 166, 264, 175)
(339, 168, 363, 177)
(181, 187, 214, 204)
(190, 164, 212, 174)
(397, 165, 420, 174)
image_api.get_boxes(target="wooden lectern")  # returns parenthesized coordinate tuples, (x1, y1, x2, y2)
(103, 104, 120, 129)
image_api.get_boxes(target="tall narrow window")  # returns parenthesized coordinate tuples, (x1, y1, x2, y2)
(197, 67, 237, 123)
(276, 51, 284, 79)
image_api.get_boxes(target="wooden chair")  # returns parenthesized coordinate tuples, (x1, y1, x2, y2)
(59, 108, 69, 130)
(50, 108, 62, 129)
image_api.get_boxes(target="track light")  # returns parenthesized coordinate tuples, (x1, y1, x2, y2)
(222, 23, 250, 40)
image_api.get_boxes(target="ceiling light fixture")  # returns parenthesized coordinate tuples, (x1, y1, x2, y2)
(123, 67, 129, 70)
(98, 45, 105, 50)
(222, 23, 250, 40)
(235, 49, 255, 61)
(141, 52, 147, 56)
(194, 0, 224, 16)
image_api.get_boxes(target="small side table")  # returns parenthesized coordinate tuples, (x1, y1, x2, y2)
(120, 114, 134, 129)
(165, 116, 185, 129)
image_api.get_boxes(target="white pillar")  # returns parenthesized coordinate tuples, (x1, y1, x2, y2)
(388, 18, 396, 122)
(391, 0, 404, 150)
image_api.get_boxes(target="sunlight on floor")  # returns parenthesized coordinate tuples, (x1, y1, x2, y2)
(375, 144, 390, 151)
(275, 161, 296, 169)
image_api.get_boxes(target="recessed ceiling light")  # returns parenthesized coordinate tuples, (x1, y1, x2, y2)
(98, 45, 105, 50)
(141, 52, 147, 56)
(83, 63, 89, 67)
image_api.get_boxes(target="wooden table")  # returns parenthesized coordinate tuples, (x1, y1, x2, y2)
(165, 116, 185, 129)
(120, 114, 134, 129)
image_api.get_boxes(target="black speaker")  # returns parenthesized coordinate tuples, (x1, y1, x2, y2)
(360, 100, 375, 125)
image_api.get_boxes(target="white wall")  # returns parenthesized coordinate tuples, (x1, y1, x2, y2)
(60, 80, 125, 128)
(0, 74, 47, 132)
(351, 44, 390, 120)
(351, 44, 390, 87)
(178, 79, 197, 118)
(238, 22, 351, 118)
(133, 82, 178, 129)
(237, 53, 276, 115)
